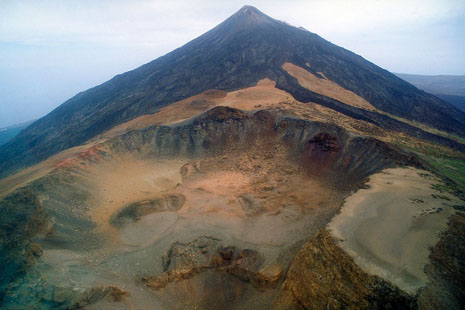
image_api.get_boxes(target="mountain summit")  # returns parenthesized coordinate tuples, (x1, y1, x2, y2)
(1, 5, 464, 177)
(224, 5, 277, 29)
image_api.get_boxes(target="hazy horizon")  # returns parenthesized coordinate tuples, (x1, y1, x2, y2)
(1, 0, 464, 128)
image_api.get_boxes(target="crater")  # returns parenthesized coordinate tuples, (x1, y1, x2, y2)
(0, 107, 423, 309)
(110, 194, 185, 227)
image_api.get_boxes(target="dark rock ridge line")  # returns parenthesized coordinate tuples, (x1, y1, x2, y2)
(1, 5, 464, 178)
(284, 87, 465, 153)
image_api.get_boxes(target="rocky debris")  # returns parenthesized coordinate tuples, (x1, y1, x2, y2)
(237, 194, 267, 217)
(110, 194, 185, 227)
(101, 108, 423, 192)
(307, 132, 341, 153)
(417, 212, 465, 310)
(252, 110, 276, 125)
(275, 229, 416, 310)
(0, 189, 49, 302)
(180, 161, 201, 178)
(0, 189, 48, 248)
(65, 286, 129, 309)
(161, 236, 221, 271)
(43, 285, 128, 310)
(142, 236, 281, 290)
(304, 132, 341, 177)
(195, 106, 248, 123)
(2, 272, 128, 310)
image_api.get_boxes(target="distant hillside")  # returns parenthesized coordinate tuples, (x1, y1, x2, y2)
(395, 73, 465, 96)
(396, 73, 465, 111)
(0, 120, 34, 146)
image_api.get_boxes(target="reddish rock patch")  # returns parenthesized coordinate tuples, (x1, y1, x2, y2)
(304, 132, 341, 176)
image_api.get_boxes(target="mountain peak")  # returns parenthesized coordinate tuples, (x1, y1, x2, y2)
(238, 5, 262, 14)
(218, 5, 277, 32)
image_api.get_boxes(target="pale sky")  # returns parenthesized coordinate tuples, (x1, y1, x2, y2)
(1, 0, 464, 127)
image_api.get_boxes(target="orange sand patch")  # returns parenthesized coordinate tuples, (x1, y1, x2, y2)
(186, 171, 253, 197)
(87, 158, 186, 235)
(178, 170, 254, 217)
(282, 62, 375, 111)
(103, 90, 227, 137)
(104, 78, 296, 135)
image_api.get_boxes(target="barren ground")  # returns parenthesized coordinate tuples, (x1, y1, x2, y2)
(328, 167, 460, 293)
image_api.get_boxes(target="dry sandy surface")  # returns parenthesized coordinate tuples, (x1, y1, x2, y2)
(328, 167, 461, 293)
(0, 143, 100, 199)
(282, 62, 376, 111)
(86, 158, 186, 236)
(26, 142, 345, 309)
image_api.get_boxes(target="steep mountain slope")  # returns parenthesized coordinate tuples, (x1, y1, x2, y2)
(1, 5, 465, 178)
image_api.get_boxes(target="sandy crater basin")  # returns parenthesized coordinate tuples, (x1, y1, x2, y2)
(328, 167, 460, 293)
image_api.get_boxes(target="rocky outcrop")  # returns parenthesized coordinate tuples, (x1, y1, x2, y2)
(275, 229, 416, 310)
(417, 212, 465, 310)
(100, 108, 422, 191)
(237, 194, 267, 217)
(0, 189, 49, 303)
(304, 132, 341, 176)
(142, 236, 282, 290)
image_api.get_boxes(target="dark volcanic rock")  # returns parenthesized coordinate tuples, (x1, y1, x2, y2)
(142, 236, 277, 291)
(304, 132, 341, 176)
(417, 212, 465, 310)
(0, 189, 49, 303)
(1, 6, 464, 177)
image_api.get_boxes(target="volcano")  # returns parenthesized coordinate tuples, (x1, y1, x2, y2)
(1, 5, 465, 310)
(1, 5, 465, 178)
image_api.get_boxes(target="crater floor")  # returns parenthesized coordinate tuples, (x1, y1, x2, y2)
(1, 107, 462, 309)
(328, 167, 461, 293)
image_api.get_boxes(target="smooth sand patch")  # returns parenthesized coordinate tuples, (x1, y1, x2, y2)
(88, 158, 186, 235)
(328, 167, 460, 293)
(282, 62, 376, 111)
